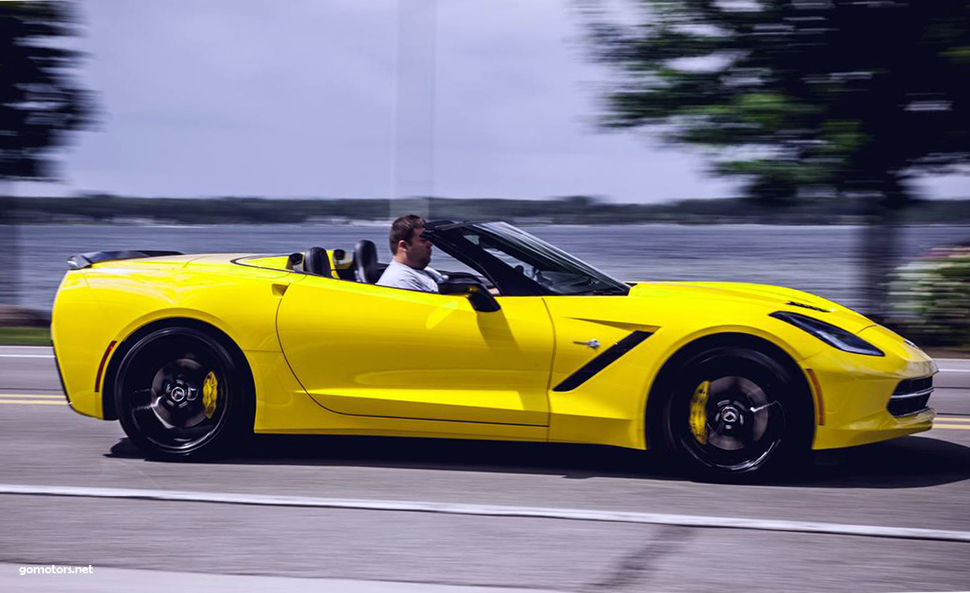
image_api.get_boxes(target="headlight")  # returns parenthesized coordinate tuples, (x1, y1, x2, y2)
(770, 311, 884, 357)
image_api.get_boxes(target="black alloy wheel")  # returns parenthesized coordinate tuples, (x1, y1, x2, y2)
(662, 346, 810, 478)
(114, 326, 253, 460)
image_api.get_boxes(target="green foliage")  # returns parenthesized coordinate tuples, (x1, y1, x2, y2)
(0, 327, 50, 346)
(584, 0, 970, 203)
(0, 1, 96, 181)
(890, 246, 970, 348)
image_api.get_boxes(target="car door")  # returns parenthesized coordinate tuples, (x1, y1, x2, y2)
(276, 276, 554, 431)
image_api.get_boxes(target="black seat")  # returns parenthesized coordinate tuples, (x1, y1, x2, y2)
(291, 246, 330, 277)
(354, 240, 380, 284)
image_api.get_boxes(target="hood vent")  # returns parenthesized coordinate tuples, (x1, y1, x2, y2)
(787, 301, 832, 313)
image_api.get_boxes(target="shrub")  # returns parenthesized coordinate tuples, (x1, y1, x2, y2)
(889, 244, 970, 348)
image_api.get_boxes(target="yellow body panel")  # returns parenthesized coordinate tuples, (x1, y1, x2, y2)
(51, 253, 937, 453)
(276, 277, 552, 436)
(52, 256, 293, 418)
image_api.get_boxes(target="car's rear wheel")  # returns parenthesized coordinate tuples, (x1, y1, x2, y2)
(660, 346, 810, 479)
(114, 326, 253, 460)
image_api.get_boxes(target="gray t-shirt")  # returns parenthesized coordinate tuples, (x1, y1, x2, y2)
(376, 260, 444, 293)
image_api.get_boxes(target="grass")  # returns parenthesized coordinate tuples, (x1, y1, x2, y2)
(0, 326, 51, 346)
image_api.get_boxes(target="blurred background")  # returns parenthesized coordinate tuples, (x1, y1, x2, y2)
(1, 0, 969, 350)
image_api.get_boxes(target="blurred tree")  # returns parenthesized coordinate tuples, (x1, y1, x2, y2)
(584, 0, 970, 319)
(0, 1, 95, 306)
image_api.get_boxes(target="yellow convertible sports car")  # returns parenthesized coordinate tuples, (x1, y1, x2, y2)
(51, 221, 937, 477)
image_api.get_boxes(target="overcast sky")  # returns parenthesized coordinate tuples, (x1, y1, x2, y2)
(17, 0, 969, 203)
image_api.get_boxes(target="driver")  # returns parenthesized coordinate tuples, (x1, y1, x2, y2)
(376, 215, 445, 293)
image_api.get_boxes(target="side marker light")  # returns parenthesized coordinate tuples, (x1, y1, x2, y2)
(94, 341, 117, 392)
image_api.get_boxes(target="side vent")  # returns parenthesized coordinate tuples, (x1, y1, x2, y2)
(553, 331, 654, 392)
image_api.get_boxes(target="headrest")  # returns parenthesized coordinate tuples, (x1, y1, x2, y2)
(303, 247, 331, 277)
(289, 247, 331, 277)
(354, 240, 380, 283)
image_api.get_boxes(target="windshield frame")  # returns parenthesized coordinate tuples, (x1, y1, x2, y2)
(424, 220, 630, 297)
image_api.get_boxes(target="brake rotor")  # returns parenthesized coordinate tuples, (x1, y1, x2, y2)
(705, 376, 770, 452)
(149, 358, 207, 429)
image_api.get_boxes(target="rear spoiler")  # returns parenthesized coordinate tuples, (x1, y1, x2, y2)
(67, 250, 184, 270)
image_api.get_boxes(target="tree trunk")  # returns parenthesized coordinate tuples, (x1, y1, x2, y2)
(859, 176, 909, 323)
(0, 189, 19, 306)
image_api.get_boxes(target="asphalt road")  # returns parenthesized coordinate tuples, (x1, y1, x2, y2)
(2, 346, 970, 592)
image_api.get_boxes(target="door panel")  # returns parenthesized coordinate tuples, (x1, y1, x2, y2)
(276, 278, 554, 429)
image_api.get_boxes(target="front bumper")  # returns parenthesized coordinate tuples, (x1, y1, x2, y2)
(807, 324, 937, 450)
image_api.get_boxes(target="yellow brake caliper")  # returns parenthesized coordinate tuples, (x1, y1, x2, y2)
(202, 371, 218, 419)
(689, 380, 710, 445)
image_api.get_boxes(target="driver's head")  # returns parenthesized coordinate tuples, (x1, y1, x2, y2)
(389, 214, 432, 269)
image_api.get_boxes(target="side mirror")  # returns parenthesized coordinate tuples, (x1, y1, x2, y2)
(439, 277, 501, 313)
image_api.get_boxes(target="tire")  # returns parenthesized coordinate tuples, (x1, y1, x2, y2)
(114, 326, 254, 460)
(660, 346, 810, 479)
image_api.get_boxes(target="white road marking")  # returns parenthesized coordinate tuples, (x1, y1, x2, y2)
(1, 484, 969, 543)
(0, 346, 53, 358)
(0, 346, 49, 349)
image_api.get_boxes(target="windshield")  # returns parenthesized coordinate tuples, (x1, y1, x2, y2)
(464, 222, 629, 296)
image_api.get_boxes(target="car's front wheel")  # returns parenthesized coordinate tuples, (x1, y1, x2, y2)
(660, 346, 810, 479)
(114, 326, 253, 460)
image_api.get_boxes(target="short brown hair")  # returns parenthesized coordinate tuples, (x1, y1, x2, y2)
(389, 214, 426, 255)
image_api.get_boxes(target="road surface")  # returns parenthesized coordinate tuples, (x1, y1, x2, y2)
(2, 347, 969, 592)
